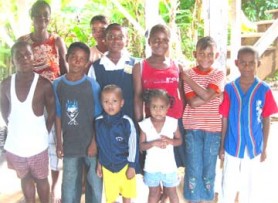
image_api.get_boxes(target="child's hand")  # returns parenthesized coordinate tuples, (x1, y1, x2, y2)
(97, 162, 103, 178)
(219, 147, 225, 161)
(56, 145, 64, 159)
(87, 143, 97, 157)
(260, 150, 267, 162)
(181, 70, 189, 81)
(153, 139, 167, 149)
(126, 167, 135, 179)
(161, 135, 171, 145)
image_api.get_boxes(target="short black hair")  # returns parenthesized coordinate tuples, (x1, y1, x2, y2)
(11, 41, 31, 57)
(101, 84, 123, 99)
(196, 36, 217, 50)
(148, 24, 170, 39)
(90, 15, 108, 26)
(30, 0, 51, 18)
(67, 42, 90, 59)
(104, 23, 127, 37)
(237, 46, 259, 60)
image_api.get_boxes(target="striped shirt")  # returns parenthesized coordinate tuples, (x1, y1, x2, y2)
(182, 66, 225, 132)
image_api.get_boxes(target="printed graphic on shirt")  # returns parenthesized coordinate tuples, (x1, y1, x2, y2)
(66, 100, 79, 125)
(256, 100, 262, 123)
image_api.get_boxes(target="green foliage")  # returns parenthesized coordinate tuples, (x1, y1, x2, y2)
(242, 0, 278, 21)
(265, 70, 278, 82)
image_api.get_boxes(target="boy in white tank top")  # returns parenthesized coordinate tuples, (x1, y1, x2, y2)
(0, 41, 55, 203)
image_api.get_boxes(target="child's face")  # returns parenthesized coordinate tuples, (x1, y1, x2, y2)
(149, 97, 169, 121)
(235, 52, 260, 79)
(148, 31, 170, 57)
(194, 45, 218, 70)
(105, 27, 127, 53)
(66, 48, 89, 74)
(13, 45, 34, 73)
(91, 21, 107, 44)
(101, 91, 124, 116)
(32, 5, 51, 30)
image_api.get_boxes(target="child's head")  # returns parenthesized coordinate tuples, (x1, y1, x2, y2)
(11, 41, 34, 72)
(104, 23, 128, 53)
(148, 24, 170, 56)
(101, 84, 124, 116)
(235, 46, 261, 78)
(194, 36, 218, 70)
(30, 1, 51, 28)
(66, 42, 90, 73)
(143, 89, 170, 120)
(90, 15, 108, 44)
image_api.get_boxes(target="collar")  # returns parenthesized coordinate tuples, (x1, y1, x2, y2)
(103, 111, 124, 125)
(100, 50, 131, 71)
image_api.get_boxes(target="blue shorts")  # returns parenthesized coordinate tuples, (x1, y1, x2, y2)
(144, 171, 180, 188)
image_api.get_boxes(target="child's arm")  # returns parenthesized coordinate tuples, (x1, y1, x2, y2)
(0, 78, 10, 125)
(126, 121, 137, 179)
(132, 63, 144, 122)
(161, 125, 182, 147)
(44, 79, 55, 133)
(96, 161, 103, 178)
(56, 36, 68, 75)
(55, 116, 64, 158)
(261, 117, 270, 162)
(219, 117, 228, 161)
(183, 71, 220, 105)
(140, 130, 167, 151)
(178, 64, 186, 108)
(87, 123, 97, 157)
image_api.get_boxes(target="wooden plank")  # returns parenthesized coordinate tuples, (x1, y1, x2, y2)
(254, 19, 278, 56)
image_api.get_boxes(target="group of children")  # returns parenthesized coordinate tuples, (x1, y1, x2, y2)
(1, 1, 278, 203)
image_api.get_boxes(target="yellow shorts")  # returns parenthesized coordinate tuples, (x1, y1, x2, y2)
(102, 164, 136, 203)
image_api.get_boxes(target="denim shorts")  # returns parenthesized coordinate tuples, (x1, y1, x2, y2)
(144, 171, 180, 188)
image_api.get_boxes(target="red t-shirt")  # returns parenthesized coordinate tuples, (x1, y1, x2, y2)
(141, 59, 183, 119)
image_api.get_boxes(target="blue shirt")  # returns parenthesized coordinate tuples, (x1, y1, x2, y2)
(219, 77, 278, 158)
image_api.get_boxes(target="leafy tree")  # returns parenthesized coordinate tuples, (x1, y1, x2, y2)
(242, 0, 277, 21)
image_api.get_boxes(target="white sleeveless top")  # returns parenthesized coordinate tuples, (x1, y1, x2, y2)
(4, 73, 48, 157)
(139, 116, 178, 173)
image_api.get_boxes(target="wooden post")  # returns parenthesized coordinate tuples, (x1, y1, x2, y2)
(229, 0, 241, 80)
(203, 0, 228, 74)
(145, 0, 160, 57)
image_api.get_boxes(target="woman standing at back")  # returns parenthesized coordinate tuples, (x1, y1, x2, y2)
(18, 0, 68, 81)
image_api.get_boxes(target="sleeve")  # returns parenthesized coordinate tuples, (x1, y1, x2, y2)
(262, 89, 278, 117)
(127, 117, 138, 168)
(90, 78, 102, 117)
(219, 90, 230, 117)
(208, 70, 225, 93)
(53, 79, 62, 118)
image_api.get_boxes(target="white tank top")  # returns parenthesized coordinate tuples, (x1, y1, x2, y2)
(4, 73, 48, 157)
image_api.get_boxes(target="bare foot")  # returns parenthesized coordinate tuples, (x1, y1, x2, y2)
(51, 191, 61, 203)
